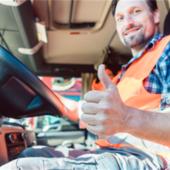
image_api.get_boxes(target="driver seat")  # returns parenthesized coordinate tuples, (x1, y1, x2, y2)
(164, 10, 170, 35)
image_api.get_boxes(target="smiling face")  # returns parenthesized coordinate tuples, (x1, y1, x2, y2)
(115, 0, 160, 54)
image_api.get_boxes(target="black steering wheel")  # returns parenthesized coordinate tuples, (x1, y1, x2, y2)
(0, 45, 65, 118)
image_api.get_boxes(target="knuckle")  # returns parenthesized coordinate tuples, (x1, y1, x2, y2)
(103, 92, 113, 101)
(100, 105, 110, 113)
(84, 91, 95, 101)
(84, 90, 97, 100)
(81, 114, 87, 123)
(84, 93, 89, 101)
(97, 116, 102, 122)
(80, 114, 85, 120)
(106, 93, 113, 100)
(97, 115, 108, 125)
(100, 119, 107, 125)
(81, 103, 86, 112)
(98, 128, 105, 136)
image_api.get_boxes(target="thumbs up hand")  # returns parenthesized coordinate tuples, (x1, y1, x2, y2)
(81, 64, 130, 136)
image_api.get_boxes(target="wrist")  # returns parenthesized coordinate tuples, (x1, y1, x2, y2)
(63, 100, 79, 123)
(119, 106, 142, 134)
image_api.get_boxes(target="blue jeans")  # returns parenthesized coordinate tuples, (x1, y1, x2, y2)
(1, 145, 169, 170)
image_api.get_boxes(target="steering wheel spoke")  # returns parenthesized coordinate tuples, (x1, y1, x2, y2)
(0, 46, 65, 118)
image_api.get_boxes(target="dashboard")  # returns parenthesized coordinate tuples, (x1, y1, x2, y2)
(0, 125, 36, 166)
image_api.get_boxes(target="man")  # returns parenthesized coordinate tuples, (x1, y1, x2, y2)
(1, 0, 170, 169)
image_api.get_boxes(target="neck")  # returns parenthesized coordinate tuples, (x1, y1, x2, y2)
(131, 44, 147, 57)
(131, 30, 158, 57)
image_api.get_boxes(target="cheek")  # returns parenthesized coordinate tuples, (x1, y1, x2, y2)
(136, 18, 149, 24)
(134, 16, 155, 35)
(117, 23, 126, 35)
(117, 24, 124, 38)
(116, 25, 124, 41)
(142, 19, 155, 36)
(135, 14, 155, 30)
(118, 31, 126, 45)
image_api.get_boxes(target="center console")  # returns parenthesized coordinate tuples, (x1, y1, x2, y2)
(0, 124, 36, 166)
(5, 132, 26, 161)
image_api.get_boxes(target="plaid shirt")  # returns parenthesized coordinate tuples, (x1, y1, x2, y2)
(118, 33, 170, 110)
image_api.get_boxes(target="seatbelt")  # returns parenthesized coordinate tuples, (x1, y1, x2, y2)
(0, 31, 11, 53)
(94, 30, 117, 71)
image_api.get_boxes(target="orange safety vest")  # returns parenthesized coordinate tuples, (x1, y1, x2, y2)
(95, 35, 170, 159)
(91, 69, 115, 91)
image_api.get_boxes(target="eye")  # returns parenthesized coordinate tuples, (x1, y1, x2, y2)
(117, 16, 124, 22)
(133, 9, 141, 15)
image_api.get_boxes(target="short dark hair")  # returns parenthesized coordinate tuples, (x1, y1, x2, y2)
(112, 0, 158, 16)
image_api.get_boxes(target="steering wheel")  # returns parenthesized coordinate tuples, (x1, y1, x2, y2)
(0, 46, 65, 118)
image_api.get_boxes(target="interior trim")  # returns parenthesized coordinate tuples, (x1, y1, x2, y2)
(48, 0, 112, 33)
(18, 41, 43, 55)
(0, 0, 27, 6)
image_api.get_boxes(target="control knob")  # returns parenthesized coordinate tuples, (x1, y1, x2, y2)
(7, 134, 15, 143)
(19, 133, 26, 141)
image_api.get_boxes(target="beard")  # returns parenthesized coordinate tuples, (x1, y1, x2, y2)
(124, 33, 145, 49)
(122, 24, 146, 49)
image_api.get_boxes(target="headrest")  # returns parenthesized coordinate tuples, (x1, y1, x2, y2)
(164, 10, 170, 35)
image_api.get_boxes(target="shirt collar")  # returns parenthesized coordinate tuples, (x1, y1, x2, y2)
(121, 33, 165, 70)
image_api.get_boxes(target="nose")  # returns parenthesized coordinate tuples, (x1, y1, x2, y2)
(123, 15, 134, 30)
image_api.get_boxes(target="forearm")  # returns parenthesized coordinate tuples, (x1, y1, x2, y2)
(124, 107, 170, 147)
(55, 93, 79, 123)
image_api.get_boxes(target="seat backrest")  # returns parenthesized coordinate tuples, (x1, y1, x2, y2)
(164, 10, 170, 35)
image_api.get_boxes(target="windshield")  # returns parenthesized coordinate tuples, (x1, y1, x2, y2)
(5, 76, 82, 132)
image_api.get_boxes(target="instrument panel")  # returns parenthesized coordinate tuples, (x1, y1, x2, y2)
(0, 125, 36, 166)
(5, 133, 26, 161)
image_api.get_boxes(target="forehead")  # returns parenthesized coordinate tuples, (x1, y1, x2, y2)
(115, 0, 149, 16)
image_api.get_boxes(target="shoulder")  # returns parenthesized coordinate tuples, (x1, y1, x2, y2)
(157, 40, 170, 65)
(152, 40, 170, 83)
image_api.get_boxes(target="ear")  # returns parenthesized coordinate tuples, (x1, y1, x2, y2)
(153, 9, 160, 25)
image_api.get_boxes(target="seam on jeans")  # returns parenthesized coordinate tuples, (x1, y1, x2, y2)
(16, 159, 20, 170)
(62, 157, 97, 170)
(41, 159, 44, 170)
(95, 153, 120, 170)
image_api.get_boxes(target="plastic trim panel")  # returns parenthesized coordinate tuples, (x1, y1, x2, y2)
(0, 0, 27, 6)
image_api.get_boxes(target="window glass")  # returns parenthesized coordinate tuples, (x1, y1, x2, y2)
(5, 77, 81, 131)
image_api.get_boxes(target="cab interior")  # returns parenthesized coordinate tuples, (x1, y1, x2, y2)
(0, 0, 169, 167)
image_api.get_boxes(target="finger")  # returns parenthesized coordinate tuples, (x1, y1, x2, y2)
(81, 103, 99, 114)
(81, 114, 96, 125)
(98, 64, 116, 90)
(84, 90, 102, 103)
(86, 125, 104, 136)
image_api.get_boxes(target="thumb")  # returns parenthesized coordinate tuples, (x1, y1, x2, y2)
(98, 64, 116, 90)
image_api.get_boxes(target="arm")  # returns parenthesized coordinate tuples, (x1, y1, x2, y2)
(55, 93, 79, 123)
(122, 107, 170, 147)
(81, 65, 170, 147)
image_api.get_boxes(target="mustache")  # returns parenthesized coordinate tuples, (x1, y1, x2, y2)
(122, 24, 143, 35)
